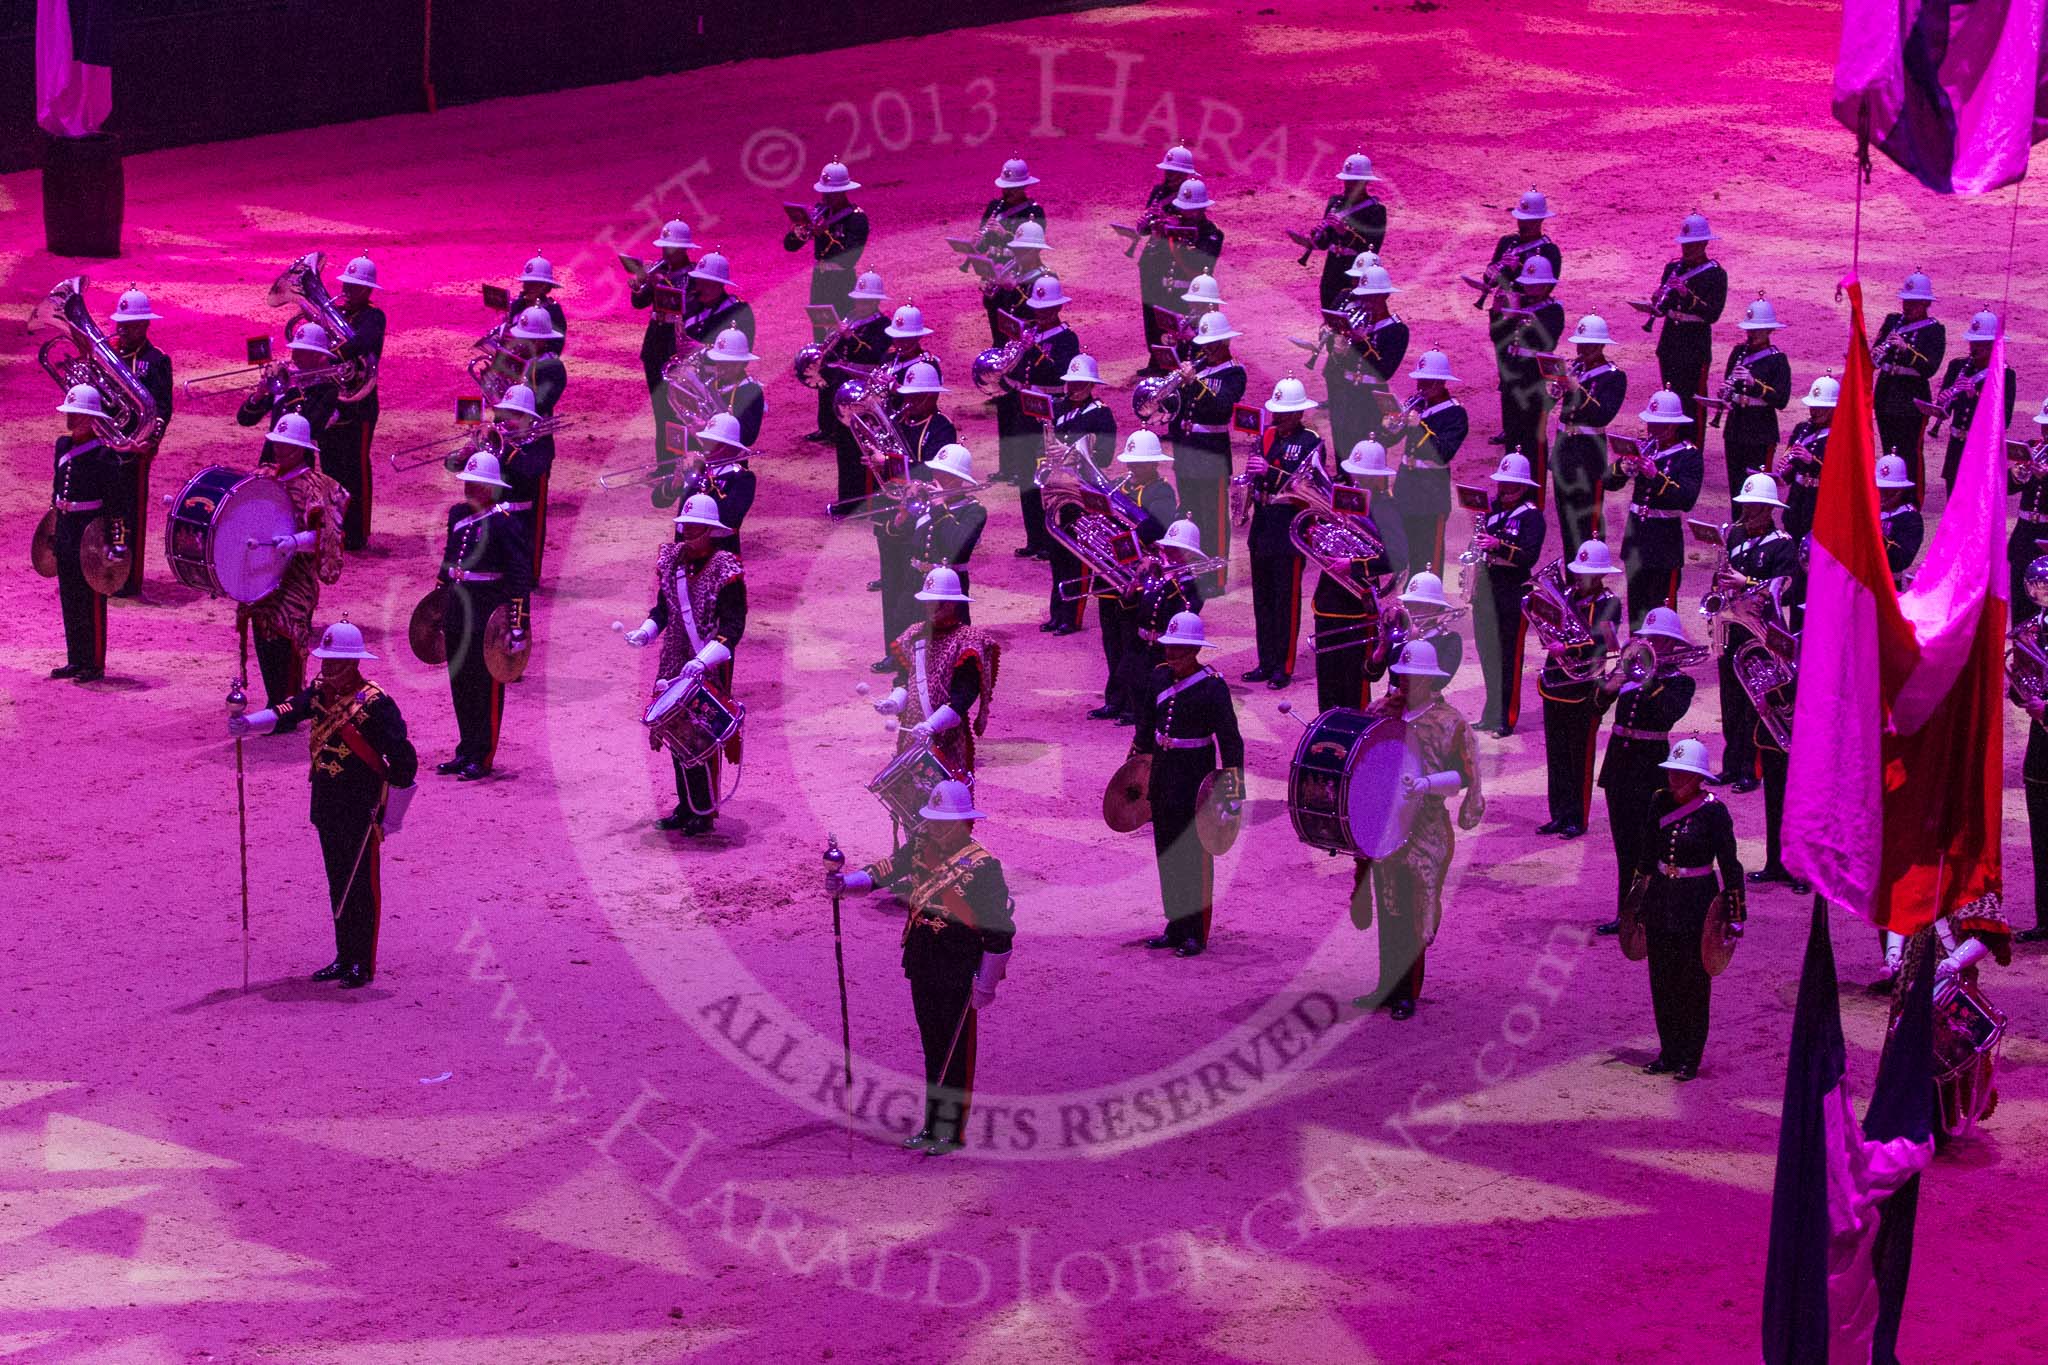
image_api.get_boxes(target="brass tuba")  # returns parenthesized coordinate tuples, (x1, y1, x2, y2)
(1522, 559, 1607, 681)
(30, 277, 165, 452)
(269, 252, 377, 401)
(1039, 438, 1151, 599)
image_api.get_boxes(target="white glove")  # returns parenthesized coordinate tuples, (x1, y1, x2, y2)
(827, 869, 874, 897)
(272, 529, 318, 554)
(692, 639, 731, 672)
(680, 659, 706, 681)
(1935, 937, 1990, 1005)
(971, 950, 1011, 1011)
(1882, 931, 1906, 977)
(626, 617, 658, 648)
(382, 783, 417, 836)
(1403, 769, 1462, 798)
(912, 704, 962, 739)
(873, 686, 908, 717)
(227, 707, 278, 738)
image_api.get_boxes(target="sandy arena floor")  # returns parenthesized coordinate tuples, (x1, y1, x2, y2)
(3, 2, 2045, 1361)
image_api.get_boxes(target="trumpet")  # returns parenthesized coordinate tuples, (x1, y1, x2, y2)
(785, 201, 824, 245)
(1288, 211, 1350, 266)
(1609, 433, 1661, 479)
(1379, 392, 1428, 437)
(2010, 438, 2048, 483)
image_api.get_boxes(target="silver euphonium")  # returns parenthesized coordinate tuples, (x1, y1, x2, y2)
(1039, 436, 1152, 600)
(1284, 465, 1383, 603)
(840, 375, 911, 478)
(30, 276, 164, 452)
(1522, 559, 1608, 681)
(2005, 613, 2048, 709)
(1132, 368, 1187, 426)
(795, 314, 861, 390)
(971, 324, 1038, 398)
(662, 349, 722, 430)
(269, 252, 377, 401)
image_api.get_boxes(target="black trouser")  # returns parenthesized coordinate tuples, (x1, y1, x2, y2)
(1118, 633, 1162, 722)
(1473, 570, 1528, 729)
(1020, 482, 1054, 554)
(1318, 254, 1354, 311)
(1940, 436, 1968, 496)
(1098, 596, 1128, 711)
(879, 538, 918, 654)
(1541, 692, 1600, 826)
(995, 397, 1034, 482)
(1325, 370, 1370, 463)
(2028, 723, 2048, 929)
(1552, 434, 1607, 562)
(1622, 559, 1680, 631)
(1876, 406, 1926, 498)
(317, 808, 382, 974)
(1046, 542, 1086, 627)
(55, 517, 107, 670)
(324, 402, 377, 550)
(444, 586, 505, 766)
(1718, 637, 1759, 780)
(1646, 885, 1714, 1068)
(1602, 747, 1665, 909)
(1350, 860, 1425, 1008)
(1658, 351, 1710, 441)
(1315, 624, 1372, 713)
(118, 451, 154, 596)
(1723, 431, 1772, 508)
(1489, 314, 1519, 436)
(254, 631, 305, 710)
(1760, 742, 1789, 870)
(1173, 433, 1231, 590)
(1401, 511, 1447, 579)
(836, 431, 869, 504)
(905, 923, 982, 1145)
(645, 346, 678, 462)
(1150, 755, 1214, 946)
(1250, 548, 1304, 675)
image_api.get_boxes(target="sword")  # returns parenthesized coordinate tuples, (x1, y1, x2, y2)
(331, 786, 387, 922)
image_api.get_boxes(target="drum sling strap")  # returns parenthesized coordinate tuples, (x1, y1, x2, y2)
(674, 562, 707, 656)
(1658, 792, 1712, 828)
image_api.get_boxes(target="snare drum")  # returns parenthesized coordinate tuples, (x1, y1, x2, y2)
(164, 465, 298, 602)
(643, 675, 745, 768)
(1286, 707, 1421, 858)
(867, 740, 964, 829)
(1929, 980, 2007, 1136)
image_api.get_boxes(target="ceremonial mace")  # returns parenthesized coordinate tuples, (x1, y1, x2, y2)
(822, 835, 855, 1095)
(228, 630, 253, 993)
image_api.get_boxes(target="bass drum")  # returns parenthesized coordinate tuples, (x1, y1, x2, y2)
(1286, 707, 1420, 859)
(164, 465, 297, 602)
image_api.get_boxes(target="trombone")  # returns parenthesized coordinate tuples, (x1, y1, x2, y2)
(388, 415, 571, 474)
(597, 442, 745, 492)
(182, 358, 353, 403)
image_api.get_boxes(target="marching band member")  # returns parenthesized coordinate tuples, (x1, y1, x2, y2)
(1093, 437, 1185, 721)
(1884, 898, 2013, 1141)
(1165, 178, 1225, 305)
(229, 620, 419, 990)
(685, 413, 757, 554)
(884, 304, 940, 379)
(1536, 541, 1623, 837)
(786, 160, 870, 327)
(1778, 374, 1837, 543)
(434, 452, 533, 782)
(47, 385, 125, 683)
(1004, 274, 1082, 548)
(1043, 354, 1120, 634)
(1394, 571, 1463, 678)
(235, 322, 340, 439)
(328, 255, 387, 551)
(2010, 400, 2048, 626)
(683, 252, 757, 347)
(1471, 452, 1546, 736)
(1934, 309, 2016, 496)
(1605, 389, 1704, 628)
(705, 326, 766, 447)
(634, 220, 699, 452)
(1646, 213, 1727, 433)
(489, 385, 554, 581)
(868, 362, 959, 669)
(1497, 255, 1565, 487)
(1325, 263, 1409, 459)
(817, 271, 891, 448)
(1163, 310, 1247, 589)
(1307, 152, 1388, 310)
(1244, 377, 1326, 689)
(505, 307, 567, 415)
(1312, 439, 1402, 712)
(1627, 738, 1743, 1081)
(1592, 607, 1698, 934)
(1480, 189, 1563, 443)
(828, 779, 1016, 1156)
(982, 220, 1051, 349)
(1111, 518, 1208, 726)
(1717, 297, 1791, 506)
(2010, 564, 2048, 944)
(976, 158, 1048, 342)
(875, 566, 1000, 777)
(1136, 144, 1199, 360)
(107, 286, 172, 596)
(507, 254, 567, 354)
(1387, 349, 1469, 578)
(1346, 640, 1484, 1017)
(1173, 271, 1225, 364)
(1877, 454, 1923, 587)
(625, 493, 746, 835)
(1872, 270, 1945, 498)
(908, 443, 988, 617)
(1130, 611, 1243, 958)
(893, 361, 958, 463)
(1551, 315, 1627, 559)
(240, 413, 347, 710)
(1710, 473, 1797, 793)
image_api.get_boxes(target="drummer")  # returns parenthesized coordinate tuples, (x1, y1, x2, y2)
(1624, 737, 1743, 1081)
(240, 412, 349, 711)
(1346, 640, 1483, 1018)
(48, 384, 126, 683)
(624, 493, 747, 836)
(435, 452, 534, 782)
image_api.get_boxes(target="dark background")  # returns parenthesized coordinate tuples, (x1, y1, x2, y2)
(0, 0, 1125, 173)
